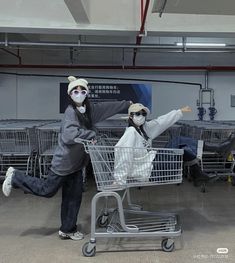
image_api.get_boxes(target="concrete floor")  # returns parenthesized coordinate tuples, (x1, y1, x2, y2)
(0, 179, 235, 263)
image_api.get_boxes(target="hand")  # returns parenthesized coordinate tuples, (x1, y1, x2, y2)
(91, 139, 97, 144)
(180, 106, 192, 112)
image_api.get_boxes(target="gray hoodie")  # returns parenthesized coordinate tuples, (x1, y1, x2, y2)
(50, 100, 130, 176)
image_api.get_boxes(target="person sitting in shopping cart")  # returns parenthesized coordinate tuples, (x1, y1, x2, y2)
(2, 76, 132, 241)
(113, 103, 230, 187)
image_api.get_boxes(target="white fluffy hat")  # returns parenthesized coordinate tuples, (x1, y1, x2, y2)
(128, 103, 150, 116)
(67, 76, 89, 95)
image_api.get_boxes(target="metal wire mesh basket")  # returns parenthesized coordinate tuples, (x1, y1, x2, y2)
(84, 141, 183, 191)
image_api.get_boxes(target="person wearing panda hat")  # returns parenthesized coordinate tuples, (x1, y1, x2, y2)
(2, 76, 132, 241)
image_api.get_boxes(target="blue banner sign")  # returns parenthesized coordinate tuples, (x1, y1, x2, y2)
(60, 83, 152, 113)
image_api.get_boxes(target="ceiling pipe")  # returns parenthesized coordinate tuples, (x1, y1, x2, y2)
(2, 40, 235, 51)
(0, 41, 183, 49)
(158, 0, 168, 17)
(5, 33, 8, 47)
(2, 64, 235, 71)
(133, 0, 150, 66)
(205, 70, 209, 89)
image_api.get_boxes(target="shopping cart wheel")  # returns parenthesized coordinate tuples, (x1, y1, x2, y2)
(97, 214, 109, 227)
(161, 238, 175, 252)
(82, 242, 96, 257)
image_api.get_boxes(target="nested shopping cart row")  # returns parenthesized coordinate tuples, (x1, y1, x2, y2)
(1, 119, 235, 185)
(179, 120, 235, 142)
(0, 120, 61, 179)
(179, 120, 235, 185)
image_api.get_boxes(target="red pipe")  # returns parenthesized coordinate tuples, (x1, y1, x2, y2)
(141, 0, 144, 23)
(133, 0, 150, 66)
(139, 0, 150, 34)
(2, 64, 235, 71)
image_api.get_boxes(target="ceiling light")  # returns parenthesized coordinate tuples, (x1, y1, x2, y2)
(176, 43, 226, 47)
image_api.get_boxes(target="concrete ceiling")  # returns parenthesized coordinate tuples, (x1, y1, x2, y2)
(0, 0, 235, 36)
(1, 0, 235, 67)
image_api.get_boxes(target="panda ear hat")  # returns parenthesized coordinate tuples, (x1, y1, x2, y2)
(67, 76, 89, 94)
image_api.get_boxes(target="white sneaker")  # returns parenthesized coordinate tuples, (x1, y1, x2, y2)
(58, 230, 84, 241)
(2, 167, 15, 197)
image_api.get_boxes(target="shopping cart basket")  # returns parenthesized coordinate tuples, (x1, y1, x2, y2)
(37, 126, 59, 177)
(77, 139, 184, 256)
(0, 128, 33, 176)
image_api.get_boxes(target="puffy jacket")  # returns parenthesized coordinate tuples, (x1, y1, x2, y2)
(51, 100, 130, 176)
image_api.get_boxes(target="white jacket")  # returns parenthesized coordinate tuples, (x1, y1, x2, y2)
(113, 109, 183, 184)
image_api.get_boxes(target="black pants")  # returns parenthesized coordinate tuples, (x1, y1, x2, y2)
(12, 169, 83, 233)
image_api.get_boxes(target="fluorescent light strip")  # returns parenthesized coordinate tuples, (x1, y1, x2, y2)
(176, 43, 226, 47)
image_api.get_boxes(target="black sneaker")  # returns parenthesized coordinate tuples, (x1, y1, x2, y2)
(193, 172, 219, 187)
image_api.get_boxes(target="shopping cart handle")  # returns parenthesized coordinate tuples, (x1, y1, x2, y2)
(74, 138, 95, 145)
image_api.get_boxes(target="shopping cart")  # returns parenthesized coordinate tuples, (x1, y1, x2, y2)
(78, 139, 184, 256)
(178, 120, 235, 189)
(36, 123, 60, 177)
(0, 128, 33, 177)
(0, 119, 59, 179)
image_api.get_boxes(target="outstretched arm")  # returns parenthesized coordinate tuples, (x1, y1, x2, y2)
(91, 100, 131, 124)
(145, 106, 192, 139)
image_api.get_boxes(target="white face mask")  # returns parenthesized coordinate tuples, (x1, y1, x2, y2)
(132, 115, 146, 126)
(71, 90, 87, 104)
